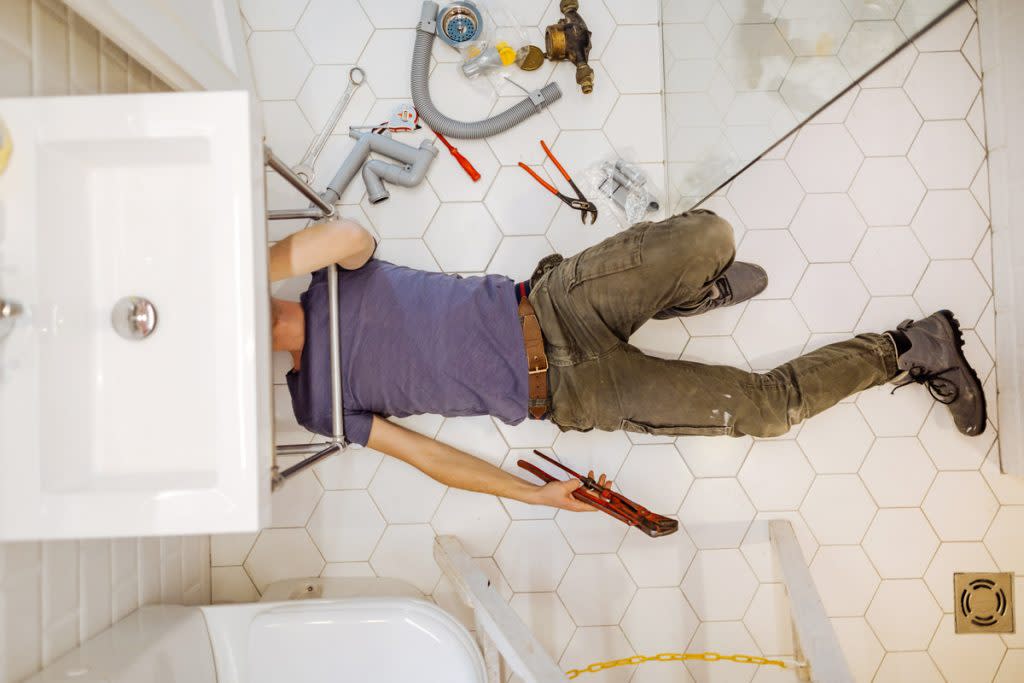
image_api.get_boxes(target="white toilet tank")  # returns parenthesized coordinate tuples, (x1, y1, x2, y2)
(202, 597, 486, 683)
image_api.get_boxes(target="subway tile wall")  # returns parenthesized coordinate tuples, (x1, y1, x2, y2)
(0, 2, 210, 682)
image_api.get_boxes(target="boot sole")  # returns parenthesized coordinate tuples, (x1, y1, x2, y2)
(937, 309, 988, 436)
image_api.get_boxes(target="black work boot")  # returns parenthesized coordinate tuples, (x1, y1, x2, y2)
(890, 310, 986, 436)
(654, 261, 768, 319)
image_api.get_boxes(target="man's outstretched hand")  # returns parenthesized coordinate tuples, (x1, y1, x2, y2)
(533, 472, 611, 512)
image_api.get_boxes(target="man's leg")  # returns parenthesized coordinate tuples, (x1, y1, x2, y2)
(531, 210, 737, 358)
(549, 333, 899, 437)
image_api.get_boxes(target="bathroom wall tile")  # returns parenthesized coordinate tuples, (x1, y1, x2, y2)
(905, 52, 979, 120)
(923, 542, 997, 613)
(856, 383, 933, 437)
(138, 537, 163, 606)
(738, 441, 814, 511)
(307, 490, 385, 562)
(321, 562, 376, 578)
(558, 554, 636, 626)
(685, 621, 761, 681)
(556, 508, 629, 556)
(909, 120, 985, 190)
(863, 508, 938, 579)
(923, 472, 998, 542)
(929, 614, 1006, 683)
(866, 579, 941, 651)
(797, 404, 873, 474)
(912, 190, 989, 260)
(30, 0, 68, 96)
(860, 437, 935, 507)
(846, 88, 922, 156)
(247, 31, 312, 100)
(875, 651, 944, 683)
(548, 61, 619, 130)
(424, 202, 502, 272)
(356, 29, 416, 99)
(810, 545, 880, 617)
(79, 540, 112, 641)
(787, 124, 863, 193)
(793, 263, 870, 333)
(604, 95, 666, 163)
(604, 26, 663, 94)
(800, 475, 876, 544)
(838, 21, 905, 77)
(618, 523, 696, 588)
(508, 592, 576, 661)
(744, 583, 793, 655)
(850, 157, 926, 226)
(621, 587, 700, 653)
(1, 564, 43, 681)
(245, 529, 325, 592)
(852, 227, 929, 297)
(211, 566, 260, 604)
(831, 616, 885, 683)
(741, 512, 818, 583)
(211, 533, 258, 567)
(733, 300, 810, 370)
(270, 456, 324, 528)
(681, 549, 758, 621)
(729, 161, 804, 229)
(560, 626, 636, 683)
(436, 416, 510, 468)
(370, 525, 441, 594)
(789, 194, 866, 263)
(431, 489, 510, 557)
(495, 521, 573, 592)
(240, 0, 309, 31)
(295, 0, 371, 65)
(679, 478, 755, 549)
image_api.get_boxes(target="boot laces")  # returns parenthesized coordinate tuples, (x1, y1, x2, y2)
(891, 365, 958, 405)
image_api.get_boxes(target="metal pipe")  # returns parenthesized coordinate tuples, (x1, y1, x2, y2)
(276, 442, 335, 455)
(268, 208, 326, 221)
(264, 144, 335, 218)
(274, 443, 342, 488)
(326, 263, 346, 444)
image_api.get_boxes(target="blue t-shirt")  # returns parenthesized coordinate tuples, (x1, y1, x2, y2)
(286, 260, 529, 445)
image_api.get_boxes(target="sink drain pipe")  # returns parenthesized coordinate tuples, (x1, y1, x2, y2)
(321, 130, 439, 205)
(412, 1, 563, 139)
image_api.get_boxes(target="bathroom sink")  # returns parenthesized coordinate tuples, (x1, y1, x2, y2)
(0, 92, 272, 540)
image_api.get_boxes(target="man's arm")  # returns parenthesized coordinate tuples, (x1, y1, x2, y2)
(269, 218, 376, 282)
(366, 416, 599, 512)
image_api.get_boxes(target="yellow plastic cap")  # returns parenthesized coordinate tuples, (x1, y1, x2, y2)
(495, 41, 517, 66)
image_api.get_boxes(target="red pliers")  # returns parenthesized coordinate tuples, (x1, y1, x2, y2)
(518, 450, 678, 537)
(518, 141, 599, 225)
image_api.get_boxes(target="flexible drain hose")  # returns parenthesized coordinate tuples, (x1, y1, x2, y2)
(412, 1, 562, 139)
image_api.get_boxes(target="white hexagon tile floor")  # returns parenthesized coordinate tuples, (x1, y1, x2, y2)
(214, 1, 1023, 681)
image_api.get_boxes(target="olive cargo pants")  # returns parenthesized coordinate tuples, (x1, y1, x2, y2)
(528, 210, 900, 438)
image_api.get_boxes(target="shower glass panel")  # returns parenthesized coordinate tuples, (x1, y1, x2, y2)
(662, 0, 966, 213)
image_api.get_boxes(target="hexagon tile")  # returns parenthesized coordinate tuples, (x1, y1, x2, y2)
(232, 4, 1010, 681)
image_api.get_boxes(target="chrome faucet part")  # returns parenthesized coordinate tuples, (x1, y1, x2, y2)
(111, 296, 157, 340)
(292, 66, 366, 184)
(0, 298, 22, 340)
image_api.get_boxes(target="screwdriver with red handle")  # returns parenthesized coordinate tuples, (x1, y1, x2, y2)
(435, 132, 481, 182)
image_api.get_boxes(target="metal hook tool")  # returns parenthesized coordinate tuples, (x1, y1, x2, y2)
(293, 66, 366, 184)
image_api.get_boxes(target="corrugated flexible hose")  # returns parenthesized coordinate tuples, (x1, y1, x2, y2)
(412, 1, 562, 139)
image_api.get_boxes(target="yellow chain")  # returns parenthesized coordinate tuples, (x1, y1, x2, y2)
(565, 651, 789, 679)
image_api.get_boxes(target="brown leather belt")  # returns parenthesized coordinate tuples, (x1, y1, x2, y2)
(518, 297, 549, 419)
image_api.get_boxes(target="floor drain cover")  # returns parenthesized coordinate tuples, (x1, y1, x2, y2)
(954, 572, 1015, 634)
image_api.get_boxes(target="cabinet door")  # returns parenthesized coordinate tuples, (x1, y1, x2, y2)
(65, 0, 253, 92)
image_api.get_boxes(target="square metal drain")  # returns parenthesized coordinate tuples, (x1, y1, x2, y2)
(954, 572, 1015, 634)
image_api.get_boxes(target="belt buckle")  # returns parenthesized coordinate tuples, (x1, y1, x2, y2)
(529, 355, 548, 375)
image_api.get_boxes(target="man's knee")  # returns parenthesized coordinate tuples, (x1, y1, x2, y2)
(656, 209, 736, 271)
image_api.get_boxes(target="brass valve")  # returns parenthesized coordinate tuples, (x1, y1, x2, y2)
(544, 0, 594, 94)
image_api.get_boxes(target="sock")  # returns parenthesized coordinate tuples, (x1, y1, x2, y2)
(886, 329, 911, 357)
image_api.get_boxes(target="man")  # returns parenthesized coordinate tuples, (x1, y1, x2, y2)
(271, 211, 986, 512)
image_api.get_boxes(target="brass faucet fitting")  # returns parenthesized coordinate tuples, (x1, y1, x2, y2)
(544, 0, 594, 94)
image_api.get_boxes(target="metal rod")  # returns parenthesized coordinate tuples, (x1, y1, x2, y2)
(327, 262, 346, 444)
(276, 443, 341, 481)
(264, 144, 335, 218)
(276, 442, 335, 455)
(267, 208, 326, 221)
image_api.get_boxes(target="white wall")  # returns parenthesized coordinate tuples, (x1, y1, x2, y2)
(0, 2, 210, 681)
(979, 0, 1024, 476)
